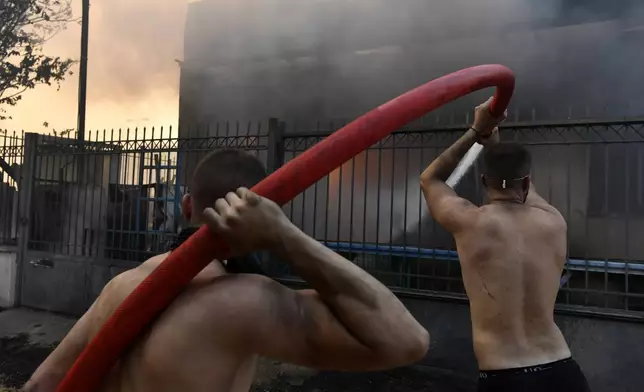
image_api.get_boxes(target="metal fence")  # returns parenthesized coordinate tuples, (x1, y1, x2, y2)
(24, 125, 268, 263)
(279, 119, 644, 317)
(8, 119, 644, 318)
(0, 131, 24, 246)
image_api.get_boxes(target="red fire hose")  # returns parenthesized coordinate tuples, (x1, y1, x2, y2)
(56, 64, 515, 392)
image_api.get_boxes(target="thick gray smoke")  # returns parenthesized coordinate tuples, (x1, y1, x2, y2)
(179, 1, 644, 250)
(86, 0, 186, 102)
(182, 0, 644, 124)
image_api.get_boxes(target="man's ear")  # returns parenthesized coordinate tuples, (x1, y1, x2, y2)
(181, 194, 193, 221)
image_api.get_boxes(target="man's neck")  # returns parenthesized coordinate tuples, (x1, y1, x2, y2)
(487, 192, 524, 205)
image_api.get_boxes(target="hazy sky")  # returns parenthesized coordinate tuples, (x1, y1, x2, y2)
(3, 0, 641, 135)
(0, 0, 190, 134)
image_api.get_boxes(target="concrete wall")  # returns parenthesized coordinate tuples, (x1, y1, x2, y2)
(18, 254, 136, 314)
(0, 249, 17, 308)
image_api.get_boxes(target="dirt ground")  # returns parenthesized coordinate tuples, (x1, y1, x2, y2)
(252, 367, 475, 392)
(0, 308, 475, 392)
(0, 334, 54, 390)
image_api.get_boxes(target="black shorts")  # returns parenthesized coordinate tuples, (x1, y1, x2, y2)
(478, 358, 591, 392)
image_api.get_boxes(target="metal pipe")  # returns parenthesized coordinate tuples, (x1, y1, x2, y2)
(446, 142, 484, 189)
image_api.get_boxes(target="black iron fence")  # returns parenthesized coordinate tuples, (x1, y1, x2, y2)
(279, 119, 644, 317)
(23, 125, 269, 263)
(0, 131, 24, 246)
(7, 119, 644, 318)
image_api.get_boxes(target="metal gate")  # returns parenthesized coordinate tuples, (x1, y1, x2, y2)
(15, 126, 269, 315)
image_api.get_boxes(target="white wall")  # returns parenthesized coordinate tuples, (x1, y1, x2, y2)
(0, 250, 17, 308)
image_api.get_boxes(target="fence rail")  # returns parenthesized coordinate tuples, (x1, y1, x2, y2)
(6, 119, 644, 318)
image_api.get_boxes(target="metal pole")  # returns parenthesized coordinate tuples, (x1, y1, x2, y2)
(76, 0, 90, 141)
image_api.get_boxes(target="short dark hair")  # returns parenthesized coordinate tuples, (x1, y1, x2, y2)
(189, 149, 267, 209)
(482, 142, 531, 181)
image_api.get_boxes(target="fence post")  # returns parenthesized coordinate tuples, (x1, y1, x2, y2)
(14, 132, 38, 306)
(266, 118, 284, 173)
(264, 119, 285, 276)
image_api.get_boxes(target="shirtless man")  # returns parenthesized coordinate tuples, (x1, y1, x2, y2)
(26, 149, 429, 392)
(420, 98, 591, 391)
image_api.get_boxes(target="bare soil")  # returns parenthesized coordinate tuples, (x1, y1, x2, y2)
(0, 334, 54, 389)
(251, 366, 476, 392)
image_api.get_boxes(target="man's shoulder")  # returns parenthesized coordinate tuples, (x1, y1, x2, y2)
(188, 274, 291, 334)
(94, 255, 172, 320)
(198, 274, 284, 304)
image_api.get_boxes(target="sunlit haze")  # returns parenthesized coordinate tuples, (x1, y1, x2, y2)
(0, 0, 189, 134)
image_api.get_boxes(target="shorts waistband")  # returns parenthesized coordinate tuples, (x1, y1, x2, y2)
(479, 357, 574, 379)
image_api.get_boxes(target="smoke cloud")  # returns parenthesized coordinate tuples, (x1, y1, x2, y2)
(87, 0, 186, 101)
(181, 0, 644, 124)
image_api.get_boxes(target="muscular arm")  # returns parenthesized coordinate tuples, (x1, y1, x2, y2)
(229, 224, 429, 371)
(420, 128, 480, 233)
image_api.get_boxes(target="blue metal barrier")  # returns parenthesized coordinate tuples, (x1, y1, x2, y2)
(321, 241, 644, 276)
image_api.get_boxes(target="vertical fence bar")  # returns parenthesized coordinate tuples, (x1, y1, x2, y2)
(564, 136, 572, 305)
(402, 135, 411, 288)
(336, 122, 343, 250)
(95, 130, 106, 258)
(430, 146, 438, 290)
(312, 135, 320, 242)
(624, 144, 631, 311)
(375, 135, 383, 273)
(348, 143, 356, 266)
(40, 136, 52, 253)
(417, 141, 426, 291)
(603, 143, 610, 308)
(361, 142, 369, 268)
(388, 134, 397, 285)
(15, 133, 38, 306)
(583, 144, 590, 307)
(126, 128, 137, 261)
(68, 140, 80, 256)
(266, 118, 284, 173)
(324, 122, 332, 263)
(81, 137, 92, 257)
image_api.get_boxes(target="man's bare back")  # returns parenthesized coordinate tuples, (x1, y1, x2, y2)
(421, 98, 590, 391)
(455, 203, 570, 370)
(93, 255, 260, 392)
(28, 254, 265, 392)
(27, 150, 428, 392)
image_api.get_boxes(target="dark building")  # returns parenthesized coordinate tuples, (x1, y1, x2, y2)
(179, 0, 644, 129)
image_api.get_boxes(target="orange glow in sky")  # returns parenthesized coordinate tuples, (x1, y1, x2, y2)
(0, 0, 190, 135)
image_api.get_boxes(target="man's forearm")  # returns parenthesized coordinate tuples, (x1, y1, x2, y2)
(272, 223, 427, 350)
(420, 128, 478, 183)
